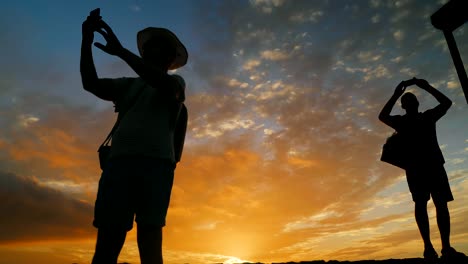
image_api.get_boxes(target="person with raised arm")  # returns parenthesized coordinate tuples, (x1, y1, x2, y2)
(81, 9, 188, 264)
(379, 78, 466, 262)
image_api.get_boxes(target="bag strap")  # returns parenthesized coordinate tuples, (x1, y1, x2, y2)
(99, 82, 146, 149)
(174, 103, 188, 163)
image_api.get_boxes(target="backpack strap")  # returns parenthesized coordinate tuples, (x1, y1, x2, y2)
(98, 81, 146, 150)
(174, 103, 188, 163)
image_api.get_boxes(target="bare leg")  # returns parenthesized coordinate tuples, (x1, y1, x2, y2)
(415, 201, 433, 250)
(137, 224, 163, 264)
(92, 228, 127, 264)
(436, 201, 467, 258)
(434, 200, 451, 250)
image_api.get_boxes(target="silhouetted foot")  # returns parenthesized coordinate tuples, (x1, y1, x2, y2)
(424, 246, 439, 263)
(441, 247, 468, 263)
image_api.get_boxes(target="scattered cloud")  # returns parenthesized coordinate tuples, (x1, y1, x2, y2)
(447, 81, 459, 89)
(391, 56, 403, 63)
(393, 30, 405, 41)
(249, 0, 285, 13)
(357, 51, 382, 63)
(243, 59, 262, 70)
(260, 49, 290, 61)
(0, 171, 94, 242)
(371, 14, 381, 24)
(16, 114, 40, 128)
(1, 0, 467, 262)
(290, 9, 324, 23)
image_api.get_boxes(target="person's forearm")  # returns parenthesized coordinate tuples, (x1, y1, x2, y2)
(421, 83, 452, 106)
(80, 41, 99, 91)
(379, 94, 399, 121)
(117, 48, 165, 88)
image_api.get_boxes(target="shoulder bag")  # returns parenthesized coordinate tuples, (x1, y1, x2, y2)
(97, 83, 145, 170)
(380, 131, 407, 170)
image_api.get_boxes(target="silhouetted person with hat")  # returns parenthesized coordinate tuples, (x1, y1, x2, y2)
(81, 11, 188, 264)
(379, 78, 466, 262)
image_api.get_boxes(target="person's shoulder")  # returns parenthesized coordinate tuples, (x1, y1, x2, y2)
(99, 76, 135, 84)
(391, 114, 406, 125)
(165, 74, 184, 89)
(391, 114, 404, 120)
(169, 74, 186, 101)
(139, 74, 183, 89)
(420, 107, 446, 124)
(117, 77, 139, 93)
(170, 74, 185, 84)
(125, 76, 141, 85)
(110, 76, 137, 82)
(400, 113, 418, 122)
(110, 77, 138, 90)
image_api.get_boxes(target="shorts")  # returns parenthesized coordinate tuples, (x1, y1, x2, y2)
(93, 155, 175, 231)
(405, 164, 454, 203)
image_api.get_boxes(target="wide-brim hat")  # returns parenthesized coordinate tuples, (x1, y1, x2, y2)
(137, 27, 188, 70)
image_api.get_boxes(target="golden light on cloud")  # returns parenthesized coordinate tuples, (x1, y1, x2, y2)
(7, 127, 88, 166)
(260, 49, 290, 61)
(287, 156, 319, 168)
(1, 0, 468, 263)
(243, 59, 262, 70)
(17, 114, 39, 128)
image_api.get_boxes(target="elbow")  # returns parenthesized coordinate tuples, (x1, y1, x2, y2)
(442, 99, 453, 109)
(378, 113, 390, 124)
(81, 80, 93, 92)
(378, 113, 385, 122)
(80, 76, 98, 93)
(82, 82, 99, 96)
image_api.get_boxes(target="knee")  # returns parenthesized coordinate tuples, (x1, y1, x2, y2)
(98, 227, 127, 239)
(138, 223, 162, 233)
(434, 201, 448, 211)
(415, 201, 427, 210)
(137, 224, 163, 242)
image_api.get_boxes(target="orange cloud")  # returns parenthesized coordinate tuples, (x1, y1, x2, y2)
(0, 171, 94, 243)
(287, 156, 319, 168)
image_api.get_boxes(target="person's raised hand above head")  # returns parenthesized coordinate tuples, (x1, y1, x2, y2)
(82, 8, 102, 44)
(414, 78, 430, 89)
(402, 77, 418, 87)
(82, 16, 101, 45)
(394, 81, 407, 97)
(94, 20, 125, 56)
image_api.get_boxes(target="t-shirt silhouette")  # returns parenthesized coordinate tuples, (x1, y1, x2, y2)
(101, 77, 178, 163)
(384, 104, 448, 167)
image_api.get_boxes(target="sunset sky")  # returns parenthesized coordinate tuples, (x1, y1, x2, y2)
(0, 0, 467, 263)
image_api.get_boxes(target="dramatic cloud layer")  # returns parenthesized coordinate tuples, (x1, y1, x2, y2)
(0, 0, 467, 263)
(0, 171, 94, 242)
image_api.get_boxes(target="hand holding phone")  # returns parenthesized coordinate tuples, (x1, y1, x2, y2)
(82, 8, 101, 43)
(89, 8, 101, 21)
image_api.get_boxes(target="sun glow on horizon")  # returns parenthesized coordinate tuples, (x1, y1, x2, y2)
(224, 256, 253, 264)
(1, 0, 467, 264)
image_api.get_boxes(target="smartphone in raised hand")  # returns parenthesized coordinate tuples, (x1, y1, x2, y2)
(89, 8, 101, 20)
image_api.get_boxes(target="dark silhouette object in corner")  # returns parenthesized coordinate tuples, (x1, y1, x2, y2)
(80, 8, 188, 264)
(378, 78, 467, 263)
(431, 0, 468, 104)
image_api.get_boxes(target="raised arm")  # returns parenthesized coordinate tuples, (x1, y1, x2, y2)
(93, 20, 169, 90)
(80, 18, 99, 94)
(80, 17, 116, 101)
(415, 79, 452, 111)
(378, 81, 406, 126)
